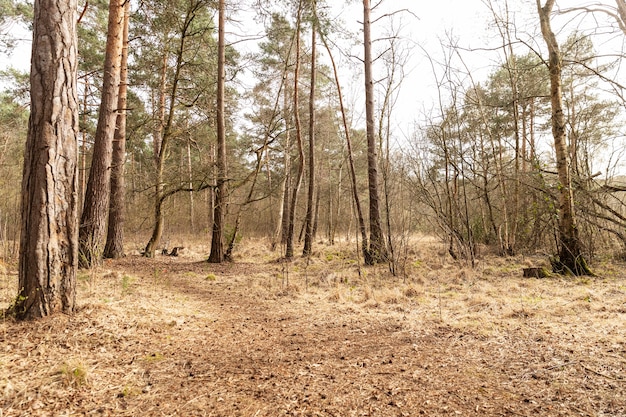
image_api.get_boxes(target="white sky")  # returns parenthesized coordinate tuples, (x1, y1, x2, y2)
(2, 0, 625, 155)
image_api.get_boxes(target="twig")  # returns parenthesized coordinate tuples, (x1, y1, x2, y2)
(545, 361, 578, 371)
(581, 363, 624, 382)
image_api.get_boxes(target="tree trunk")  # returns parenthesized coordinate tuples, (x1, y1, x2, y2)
(285, 0, 304, 260)
(303, 22, 316, 257)
(537, 0, 592, 275)
(363, 0, 387, 264)
(187, 138, 195, 234)
(208, 0, 227, 263)
(319, 23, 371, 263)
(12, 0, 79, 319)
(79, 0, 124, 268)
(144, 2, 199, 257)
(104, 0, 130, 259)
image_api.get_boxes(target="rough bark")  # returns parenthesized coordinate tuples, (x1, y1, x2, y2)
(363, 0, 387, 264)
(11, 0, 80, 319)
(79, 0, 124, 268)
(104, 0, 130, 259)
(208, 0, 227, 263)
(537, 0, 592, 275)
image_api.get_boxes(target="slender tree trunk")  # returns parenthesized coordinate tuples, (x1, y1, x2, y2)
(285, 0, 304, 260)
(278, 81, 292, 247)
(208, 0, 227, 263)
(144, 2, 200, 257)
(80, 77, 89, 210)
(187, 139, 195, 234)
(104, 0, 130, 259)
(12, 0, 79, 319)
(303, 22, 316, 256)
(319, 24, 371, 263)
(537, 0, 592, 275)
(79, 0, 124, 268)
(363, 0, 387, 263)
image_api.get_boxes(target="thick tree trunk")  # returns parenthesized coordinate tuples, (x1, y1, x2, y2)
(79, 0, 124, 268)
(363, 0, 387, 264)
(303, 24, 316, 257)
(104, 0, 130, 259)
(12, 0, 79, 319)
(208, 0, 227, 263)
(537, 0, 592, 275)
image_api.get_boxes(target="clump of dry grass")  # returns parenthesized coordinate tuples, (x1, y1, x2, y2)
(56, 360, 89, 388)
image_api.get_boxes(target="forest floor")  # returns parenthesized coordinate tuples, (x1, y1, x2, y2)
(0, 236, 625, 416)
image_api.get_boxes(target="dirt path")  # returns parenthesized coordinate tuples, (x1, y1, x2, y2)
(1, 251, 625, 416)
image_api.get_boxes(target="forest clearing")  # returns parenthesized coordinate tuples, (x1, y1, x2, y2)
(1, 237, 624, 416)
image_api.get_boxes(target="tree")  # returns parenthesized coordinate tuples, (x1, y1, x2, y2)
(104, 0, 131, 259)
(303, 6, 316, 257)
(139, 0, 217, 257)
(10, 0, 79, 319)
(79, 0, 125, 267)
(285, 0, 305, 259)
(363, 0, 387, 264)
(536, 0, 593, 275)
(208, 0, 227, 263)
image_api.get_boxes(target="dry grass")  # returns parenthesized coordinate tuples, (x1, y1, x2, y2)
(0, 236, 625, 416)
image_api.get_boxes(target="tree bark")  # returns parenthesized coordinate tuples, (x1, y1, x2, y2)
(104, 0, 130, 259)
(208, 0, 227, 263)
(12, 0, 79, 319)
(79, 0, 124, 268)
(363, 0, 387, 264)
(537, 0, 592, 275)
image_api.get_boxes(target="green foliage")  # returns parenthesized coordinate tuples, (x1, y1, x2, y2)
(0, 0, 32, 52)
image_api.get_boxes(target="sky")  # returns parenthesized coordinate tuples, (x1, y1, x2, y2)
(2, 0, 625, 155)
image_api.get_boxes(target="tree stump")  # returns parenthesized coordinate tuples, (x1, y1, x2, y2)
(523, 267, 551, 278)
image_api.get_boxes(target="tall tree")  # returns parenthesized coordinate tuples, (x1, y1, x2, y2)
(78, 0, 124, 268)
(285, 0, 305, 259)
(104, 0, 130, 259)
(536, 0, 592, 275)
(10, 0, 79, 319)
(208, 0, 227, 262)
(303, 7, 316, 257)
(318, 26, 371, 264)
(363, 0, 387, 263)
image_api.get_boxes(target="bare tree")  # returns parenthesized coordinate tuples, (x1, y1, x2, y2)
(537, 0, 592, 275)
(318, 24, 371, 264)
(10, 0, 79, 319)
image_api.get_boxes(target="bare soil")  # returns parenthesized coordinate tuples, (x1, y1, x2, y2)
(1, 237, 625, 416)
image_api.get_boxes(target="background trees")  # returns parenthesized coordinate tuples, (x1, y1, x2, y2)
(3, 0, 626, 304)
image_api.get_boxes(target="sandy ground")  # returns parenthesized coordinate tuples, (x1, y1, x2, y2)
(0, 238, 625, 416)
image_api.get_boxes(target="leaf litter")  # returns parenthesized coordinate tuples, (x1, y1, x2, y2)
(0, 238, 624, 416)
